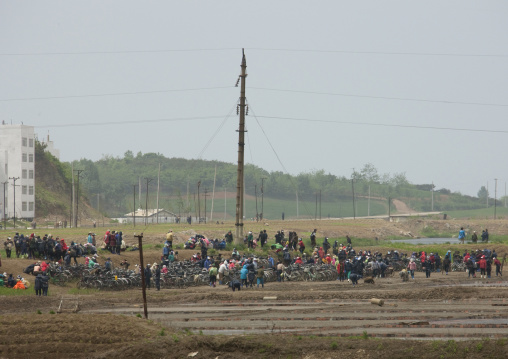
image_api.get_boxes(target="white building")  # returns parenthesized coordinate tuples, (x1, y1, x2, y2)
(0, 124, 36, 220)
(41, 133, 60, 160)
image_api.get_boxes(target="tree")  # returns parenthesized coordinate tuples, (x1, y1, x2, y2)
(477, 186, 489, 200)
(360, 163, 380, 183)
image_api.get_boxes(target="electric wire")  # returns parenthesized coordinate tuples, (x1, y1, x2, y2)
(248, 101, 319, 223)
(255, 115, 508, 134)
(249, 87, 508, 108)
(246, 47, 508, 58)
(34, 115, 227, 128)
(0, 48, 239, 56)
(0, 86, 233, 102)
(1, 47, 506, 58)
(3, 86, 505, 108)
(196, 103, 237, 159)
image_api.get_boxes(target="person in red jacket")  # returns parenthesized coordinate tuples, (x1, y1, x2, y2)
(494, 257, 502, 277)
(479, 255, 487, 278)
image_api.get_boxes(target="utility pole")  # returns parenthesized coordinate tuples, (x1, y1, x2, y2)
(73, 169, 84, 228)
(235, 49, 247, 243)
(133, 185, 137, 227)
(319, 189, 322, 220)
(97, 193, 100, 227)
(255, 184, 258, 221)
(487, 182, 489, 208)
(211, 164, 217, 221)
(2, 181, 8, 230)
(134, 233, 148, 319)
(204, 187, 208, 224)
(156, 163, 161, 224)
(144, 178, 153, 225)
(388, 196, 391, 218)
(9, 177, 20, 229)
(368, 185, 371, 217)
(431, 181, 434, 212)
(224, 187, 227, 221)
(197, 181, 201, 223)
(315, 192, 318, 220)
(351, 169, 356, 220)
(296, 191, 299, 219)
(261, 177, 266, 220)
(494, 178, 498, 219)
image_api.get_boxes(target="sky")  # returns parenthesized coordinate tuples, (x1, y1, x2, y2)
(1, 1, 507, 198)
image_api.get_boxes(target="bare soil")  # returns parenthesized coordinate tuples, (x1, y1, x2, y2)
(1, 218, 508, 358)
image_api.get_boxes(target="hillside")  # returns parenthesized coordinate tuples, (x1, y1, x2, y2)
(33, 146, 503, 221)
(34, 141, 97, 225)
(70, 152, 499, 219)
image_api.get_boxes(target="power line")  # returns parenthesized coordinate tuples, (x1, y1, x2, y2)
(31, 113, 508, 134)
(34, 115, 227, 128)
(248, 102, 318, 222)
(1, 47, 506, 58)
(249, 87, 508, 107)
(3, 86, 505, 108)
(0, 48, 239, 56)
(255, 115, 508, 134)
(0, 86, 233, 102)
(246, 47, 508, 58)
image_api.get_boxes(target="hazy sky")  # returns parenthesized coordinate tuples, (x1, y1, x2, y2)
(1, 1, 507, 197)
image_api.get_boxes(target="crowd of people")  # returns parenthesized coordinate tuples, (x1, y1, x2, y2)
(1, 226, 504, 295)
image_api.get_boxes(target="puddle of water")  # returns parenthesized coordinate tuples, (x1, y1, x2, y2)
(390, 238, 458, 245)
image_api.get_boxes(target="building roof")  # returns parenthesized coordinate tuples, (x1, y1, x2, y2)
(124, 208, 177, 218)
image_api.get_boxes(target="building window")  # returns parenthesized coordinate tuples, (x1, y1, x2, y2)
(29, 138, 34, 147)
(29, 186, 34, 195)
(29, 170, 34, 179)
(22, 186, 27, 195)
(29, 154, 34, 163)
(22, 153, 27, 162)
(22, 137, 27, 146)
(22, 170, 27, 179)
(22, 202, 27, 211)
(29, 202, 34, 211)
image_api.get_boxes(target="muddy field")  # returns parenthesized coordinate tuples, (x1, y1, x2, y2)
(1, 218, 508, 358)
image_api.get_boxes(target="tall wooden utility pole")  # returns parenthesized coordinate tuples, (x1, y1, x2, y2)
(133, 185, 137, 227)
(134, 233, 148, 319)
(2, 181, 8, 230)
(73, 169, 84, 228)
(144, 178, 153, 225)
(9, 177, 19, 228)
(197, 181, 201, 223)
(235, 49, 247, 243)
(261, 177, 266, 220)
(211, 164, 217, 221)
(156, 163, 161, 223)
(494, 178, 498, 219)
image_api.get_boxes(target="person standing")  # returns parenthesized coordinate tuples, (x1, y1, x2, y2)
(154, 264, 161, 291)
(4, 237, 13, 258)
(310, 229, 317, 247)
(34, 273, 42, 296)
(458, 228, 466, 244)
(166, 230, 174, 248)
(256, 265, 265, 288)
(209, 264, 218, 287)
(494, 257, 502, 276)
(479, 255, 487, 279)
(424, 257, 432, 278)
(407, 258, 417, 280)
(471, 231, 478, 243)
(41, 272, 49, 296)
(481, 229, 489, 243)
(144, 264, 152, 289)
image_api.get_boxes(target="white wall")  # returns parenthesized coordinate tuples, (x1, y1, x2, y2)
(0, 124, 35, 219)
